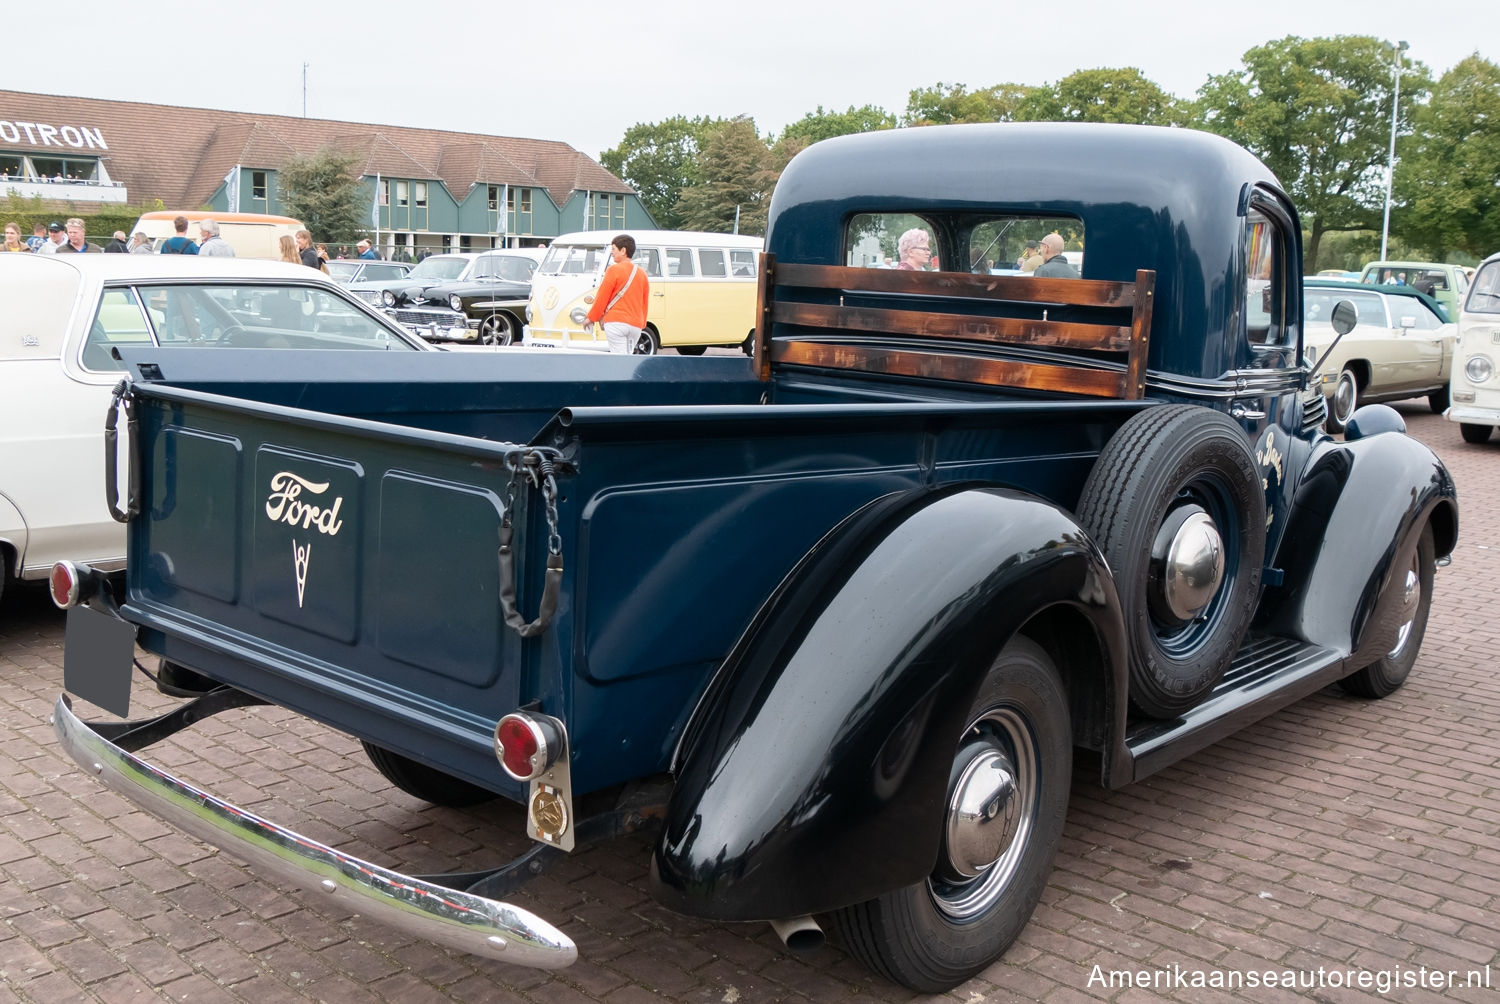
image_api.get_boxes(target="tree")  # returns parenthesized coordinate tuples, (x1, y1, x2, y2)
(673, 118, 778, 235)
(1193, 36, 1431, 267)
(777, 104, 896, 148)
(278, 148, 369, 245)
(902, 82, 1046, 125)
(1038, 68, 1184, 125)
(600, 116, 726, 230)
(1395, 54, 1500, 258)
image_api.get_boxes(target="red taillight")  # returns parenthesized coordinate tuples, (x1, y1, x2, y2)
(496, 715, 546, 780)
(50, 562, 81, 609)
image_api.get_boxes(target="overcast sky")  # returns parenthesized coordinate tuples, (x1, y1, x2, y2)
(7, 0, 1496, 161)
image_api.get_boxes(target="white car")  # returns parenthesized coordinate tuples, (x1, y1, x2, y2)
(1444, 251, 1500, 443)
(0, 254, 428, 609)
(1302, 281, 1456, 433)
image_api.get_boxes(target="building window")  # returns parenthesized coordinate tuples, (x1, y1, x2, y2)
(28, 156, 99, 181)
(614, 194, 625, 229)
(396, 181, 409, 207)
(414, 182, 428, 209)
(0, 154, 23, 179)
(252, 171, 267, 201)
(488, 185, 499, 211)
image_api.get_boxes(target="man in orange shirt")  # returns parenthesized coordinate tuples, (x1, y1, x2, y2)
(585, 234, 649, 354)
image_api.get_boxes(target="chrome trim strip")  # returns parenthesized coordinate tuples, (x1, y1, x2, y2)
(52, 695, 577, 970)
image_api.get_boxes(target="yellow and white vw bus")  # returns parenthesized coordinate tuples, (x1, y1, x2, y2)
(523, 230, 762, 354)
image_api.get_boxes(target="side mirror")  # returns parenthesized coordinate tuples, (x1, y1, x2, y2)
(1331, 300, 1358, 335)
(1400, 315, 1417, 330)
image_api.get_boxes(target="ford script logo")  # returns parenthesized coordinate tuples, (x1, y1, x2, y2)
(266, 472, 346, 607)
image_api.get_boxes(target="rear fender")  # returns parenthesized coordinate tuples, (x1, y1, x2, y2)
(651, 486, 1125, 922)
(1258, 429, 1457, 656)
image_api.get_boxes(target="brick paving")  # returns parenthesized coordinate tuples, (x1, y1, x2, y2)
(1, 402, 1496, 1003)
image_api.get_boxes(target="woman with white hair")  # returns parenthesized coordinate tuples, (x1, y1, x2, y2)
(895, 228, 934, 271)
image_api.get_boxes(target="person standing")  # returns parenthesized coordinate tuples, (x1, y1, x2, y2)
(104, 230, 130, 253)
(1018, 240, 1043, 273)
(357, 239, 379, 260)
(197, 219, 235, 256)
(27, 222, 47, 252)
(277, 235, 301, 264)
(129, 231, 154, 254)
(55, 217, 101, 253)
(4, 222, 30, 252)
(294, 229, 322, 270)
(584, 234, 649, 354)
(37, 221, 66, 254)
(1033, 233, 1079, 279)
(159, 215, 199, 254)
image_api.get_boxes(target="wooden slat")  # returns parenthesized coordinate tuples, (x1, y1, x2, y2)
(771, 300, 1132, 353)
(754, 252, 776, 380)
(771, 341, 1128, 398)
(1124, 269, 1156, 399)
(775, 261, 1141, 308)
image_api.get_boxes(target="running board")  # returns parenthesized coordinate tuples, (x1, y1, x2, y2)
(1112, 634, 1347, 786)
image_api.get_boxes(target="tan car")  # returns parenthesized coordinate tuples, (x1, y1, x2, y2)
(1303, 281, 1455, 433)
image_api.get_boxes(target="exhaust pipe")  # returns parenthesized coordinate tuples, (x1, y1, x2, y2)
(768, 915, 825, 954)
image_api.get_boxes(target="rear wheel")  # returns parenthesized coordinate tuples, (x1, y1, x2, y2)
(1075, 406, 1266, 719)
(361, 742, 497, 807)
(824, 638, 1070, 993)
(479, 312, 517, 346)
(1427, 384, 1450, 413)
(1460, 423, 1493, 444)
(632, 326, 660, 355)
(1340, 525, 1434, 698)
(675, 345, 707, 356)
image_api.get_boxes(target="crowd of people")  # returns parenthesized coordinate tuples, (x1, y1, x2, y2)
(2, 215, 238, 256)
(872, 228, 1081, 278)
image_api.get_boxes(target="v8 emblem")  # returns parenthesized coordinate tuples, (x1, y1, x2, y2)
(292, 540, 311, 607)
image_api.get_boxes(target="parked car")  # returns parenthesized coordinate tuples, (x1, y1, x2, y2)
(0, 254, 428, 611)
(131, 210, 304, 260)
(1303, 279, 1455, 433)
(385, 249, 543, 345)
(1358, 260, 1469, 319)
(324, 258, 413, 286)
(345, 252, 478, 308)
(1443, 251, 1500, 442)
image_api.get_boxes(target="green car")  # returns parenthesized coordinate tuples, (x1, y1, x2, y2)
(1359, 261, 1470, 319)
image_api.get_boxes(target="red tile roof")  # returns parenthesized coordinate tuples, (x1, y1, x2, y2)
(1, 89, 634, 208)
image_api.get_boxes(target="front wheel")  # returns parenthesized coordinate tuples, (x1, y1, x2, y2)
(1460, 423, 1493, 444)
(1325, 368, 1359, 434)
(824, 637, 1071, 993)
(675, 345, 707, 356)
(1340, 525, 1434, 699)
(1427, 384, 1450, 413)
(631, 326, 660, 355)
(479, 312, 517, 346)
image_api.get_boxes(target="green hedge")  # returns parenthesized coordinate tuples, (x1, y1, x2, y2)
(0, 192, 169, 241)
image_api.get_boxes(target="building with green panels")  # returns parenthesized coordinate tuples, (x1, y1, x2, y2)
(2, 89, 652, 257)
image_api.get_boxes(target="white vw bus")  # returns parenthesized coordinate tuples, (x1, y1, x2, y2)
(524, 230, 762, 354)
(1444, 251, 1500, 443)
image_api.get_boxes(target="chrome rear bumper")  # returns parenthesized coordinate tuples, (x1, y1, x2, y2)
(52, 695, 577, 970)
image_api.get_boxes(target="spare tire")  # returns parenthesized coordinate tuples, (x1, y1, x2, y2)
(1076, 405, 1266, 719)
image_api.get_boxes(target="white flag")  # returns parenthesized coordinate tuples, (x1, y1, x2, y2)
(372, 173, 381, 230)
(224, 164, 240, 213)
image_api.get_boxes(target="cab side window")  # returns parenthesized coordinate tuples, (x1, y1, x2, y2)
(82, 287, 153, 370)
(1243, 208, 1288, 346)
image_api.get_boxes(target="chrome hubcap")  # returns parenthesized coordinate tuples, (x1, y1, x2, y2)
(1334, 374, 1357, 423)
(943, 749, 1021, 879)
(1150, 507, 1225, 623)
(1388, 560, 1421, 659)
(930, 707, 1037, 920)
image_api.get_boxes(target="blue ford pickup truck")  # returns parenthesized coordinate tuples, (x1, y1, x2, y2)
(52, 124, 1457, 992)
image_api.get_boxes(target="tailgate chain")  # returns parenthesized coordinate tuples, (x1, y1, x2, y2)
(498, 449, 565, 638)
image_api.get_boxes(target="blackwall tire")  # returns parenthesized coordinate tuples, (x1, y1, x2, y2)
(1460, 423, 1493, 444)
(1339, 525, 1434, 699)
(1427, 385, 1450, 413)
(823, 638, 1071, 993)
(675, 345, 707, 356)
(361, 742, 497, 807)
(1075, 405, 1266, 719)
(632, 327, 660, 355)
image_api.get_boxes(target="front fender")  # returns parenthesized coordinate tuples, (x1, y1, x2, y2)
(651, 486, 1124, 922)
(1260, 429, 1457, 655)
